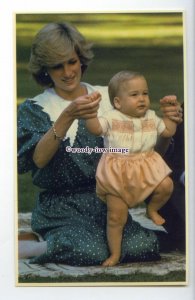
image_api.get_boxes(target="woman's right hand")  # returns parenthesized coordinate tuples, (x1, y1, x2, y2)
(160, 95, 183, 124)
(32, 91, 102, 168)
(64, 91, 102, 120)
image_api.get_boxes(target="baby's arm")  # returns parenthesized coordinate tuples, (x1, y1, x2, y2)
(85, 117, 103, 136)
(162, 117, 177, 137)
(160, 96, 178, 138)
(85, 91, 103, 136)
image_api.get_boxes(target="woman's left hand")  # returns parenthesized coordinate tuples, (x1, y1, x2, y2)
(160, 95, 183, 124)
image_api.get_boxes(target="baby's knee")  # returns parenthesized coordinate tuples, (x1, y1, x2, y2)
(163, 177, 174, 194)
(157, 177, 174, 196)
(108, 211, 128, 228)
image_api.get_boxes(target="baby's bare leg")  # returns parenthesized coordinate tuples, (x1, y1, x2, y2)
(102, 195, 129, 267)
(147, 176, 173, 225)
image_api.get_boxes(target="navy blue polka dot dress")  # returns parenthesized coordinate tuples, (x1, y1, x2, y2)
(17, 96, 160, 266)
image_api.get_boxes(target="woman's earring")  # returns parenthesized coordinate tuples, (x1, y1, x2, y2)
(45, 72, 48, 76)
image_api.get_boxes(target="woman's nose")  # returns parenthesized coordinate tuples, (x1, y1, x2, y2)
(62, 64, 72, 77)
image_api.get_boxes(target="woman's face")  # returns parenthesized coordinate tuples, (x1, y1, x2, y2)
(47, 51, 82, 100)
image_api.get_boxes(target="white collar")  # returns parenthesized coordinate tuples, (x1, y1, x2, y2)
(31, 84, 102, 146)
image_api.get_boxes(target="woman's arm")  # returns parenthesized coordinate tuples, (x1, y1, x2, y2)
(155, 95, 182, 155)
(33, 93, 101, 168)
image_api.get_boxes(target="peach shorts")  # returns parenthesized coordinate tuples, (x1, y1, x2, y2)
(96, 151, 171, 206)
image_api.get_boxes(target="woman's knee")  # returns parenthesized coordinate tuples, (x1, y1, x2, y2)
(121, 231, 160, 262)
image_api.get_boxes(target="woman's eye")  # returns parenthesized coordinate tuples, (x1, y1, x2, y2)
(50, 59, 78, 70)
(52, 64, 63, 70)
(69, 59, 77, 65)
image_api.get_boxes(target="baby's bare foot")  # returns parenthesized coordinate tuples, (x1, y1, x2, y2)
(102, 256, 119, 267)
(147, 210, 165, 226)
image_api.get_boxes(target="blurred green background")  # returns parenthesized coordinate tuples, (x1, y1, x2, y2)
(16, 12, 184, 212)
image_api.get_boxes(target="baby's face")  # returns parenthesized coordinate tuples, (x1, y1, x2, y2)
(114, 76, 150, 118)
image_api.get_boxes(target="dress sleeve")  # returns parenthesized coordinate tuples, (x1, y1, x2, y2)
(157, 118, 166, 135)
(153, 111, 166, 135)
(17, 99, 52, 174)
(98, 116, 109, 135)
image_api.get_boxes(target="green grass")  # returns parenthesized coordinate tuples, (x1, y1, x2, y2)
(16, 13, 183, 46)
(18, 173, 40, 212)
(16, 12, 184, 104)
(18, 271, 186, 284)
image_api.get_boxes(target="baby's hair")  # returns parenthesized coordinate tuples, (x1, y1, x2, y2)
(108, 70, 144, 106)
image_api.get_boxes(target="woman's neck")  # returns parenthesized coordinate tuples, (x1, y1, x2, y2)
(54, 84, 87, 101)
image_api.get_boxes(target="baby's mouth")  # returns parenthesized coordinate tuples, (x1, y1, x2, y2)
(137, 105, 146, 109)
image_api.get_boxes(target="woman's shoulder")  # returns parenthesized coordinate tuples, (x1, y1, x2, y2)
(18, 97, 42, 115)
(18, 89, 57, 126)
(18, 89, 49, 110)
(18, 88, 69, 122)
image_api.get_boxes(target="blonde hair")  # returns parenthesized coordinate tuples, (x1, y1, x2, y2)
(29, 22, 94, 87)
(108, 70, 144, 106)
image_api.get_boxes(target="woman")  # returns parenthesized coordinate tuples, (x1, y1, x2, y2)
(18, 22, 182, 265)
(160, 103, 185, 252)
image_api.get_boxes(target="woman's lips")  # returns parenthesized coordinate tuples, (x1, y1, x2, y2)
(62, 77, 75, 83)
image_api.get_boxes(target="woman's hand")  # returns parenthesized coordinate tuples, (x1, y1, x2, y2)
(64, 91, 102, 120)
(32, 91, 102, 168)
(160, 95, 183, 124)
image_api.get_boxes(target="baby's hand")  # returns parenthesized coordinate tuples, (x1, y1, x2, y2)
(160, 95, 177, 106)
(65, 91, 101, 120)
(88, 91, 102, 102)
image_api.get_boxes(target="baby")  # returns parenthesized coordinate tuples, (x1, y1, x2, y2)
(85, 70, 178, 267)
